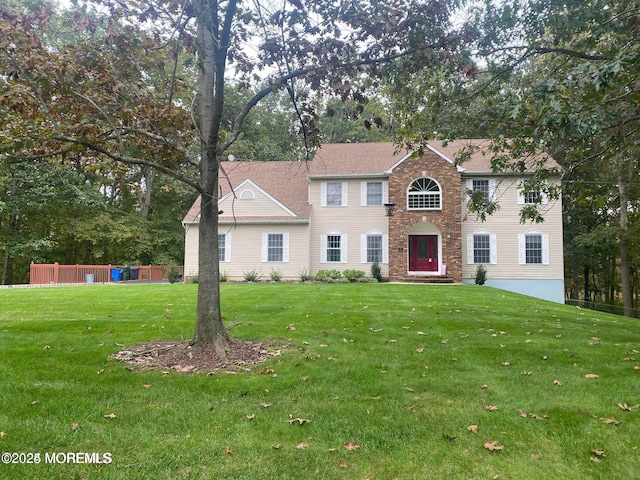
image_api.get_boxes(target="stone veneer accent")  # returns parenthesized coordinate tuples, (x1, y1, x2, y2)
(387, 151, 463, 282)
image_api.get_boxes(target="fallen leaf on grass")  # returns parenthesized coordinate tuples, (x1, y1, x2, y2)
(601, 418, 620, 425)
(225, 446, 233, 455)
(584, 374, 599, 379)
(300, 376, 310, 381)
(71, 423, 79, 431)
(344, 441, 360, 450)
(286, 324, 296, 330)
(416, 348, 424, 353)
(467, 425, 478, 434)
(246, 414, 256, 421)
(259, 402, 272, 408)
(271, 444, 281, 450)
(484, 441, 504, 451)
(417, 331, 426, 336)
(502, 362, 510, 366)
(296, 443, 309, 449)
(104, 413, 117, 419)
(519, 410, 528, 418)
(553, 380, 564, 386)
(339, 460, 348, 468)
(485, 405, 498, 412)
(634, 366, 640, 370)
(481, 384, 488, 389)
(287, 417, 312, 425)
(616, 402, 639, 411)
(142, 383, 152, 388)
(591, 448, 606, 457)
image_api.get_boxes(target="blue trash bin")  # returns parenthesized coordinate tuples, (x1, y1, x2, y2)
(110, 268, 122, 282)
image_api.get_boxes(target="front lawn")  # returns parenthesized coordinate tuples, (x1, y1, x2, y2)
(0, 283, 638, 479)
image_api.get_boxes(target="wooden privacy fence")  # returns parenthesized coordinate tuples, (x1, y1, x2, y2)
(29, 263, 182, 285)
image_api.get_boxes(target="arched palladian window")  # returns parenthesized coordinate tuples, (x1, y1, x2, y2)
(407, 178, 441, 210)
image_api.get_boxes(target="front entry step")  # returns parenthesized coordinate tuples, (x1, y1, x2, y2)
(395, 276, 456, 284)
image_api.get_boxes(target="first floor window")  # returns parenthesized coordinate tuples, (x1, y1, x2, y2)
(218, 233, 231, 262)
(327, 235, 341, 262)
(519, 232, 549, 265)
(473, 234, 490, 264)
(467, 232, 497, 265)
(262, 233, 289, 262)
(525, 234, 542, 264)
(367, 235, 382, 262)
(268, 234, 283, 262)
(321, 232, 347, 263)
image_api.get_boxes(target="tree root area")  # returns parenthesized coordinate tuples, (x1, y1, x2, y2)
(111, 339, 269, 374)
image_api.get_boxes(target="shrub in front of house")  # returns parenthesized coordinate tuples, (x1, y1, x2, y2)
(474, 264, 487, 285)
(371, 261, 382, 282)
(343, 269, 366, 282)
(243, 269, 261, 282)
(269, 269, 283, 283)
(315, 269, 342, 282)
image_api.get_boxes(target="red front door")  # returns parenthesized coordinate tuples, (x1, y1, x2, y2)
(409, 235, 438, 272)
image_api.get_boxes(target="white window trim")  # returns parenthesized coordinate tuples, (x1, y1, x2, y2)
(360, 231, 389, 264)
(261, 232, 289, 262)
(321, 181, 348, 207)
(321, 231, 347, 263)
(219, 232, 231, 262)
(360, 181, 389, 206)
(518, 231, 549, 265)
(466, 231, 497, 265)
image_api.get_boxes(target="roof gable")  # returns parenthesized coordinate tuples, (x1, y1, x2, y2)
(219, 179, 298, 218)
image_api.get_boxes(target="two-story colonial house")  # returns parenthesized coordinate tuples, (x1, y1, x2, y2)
(183, 140, 565, 303)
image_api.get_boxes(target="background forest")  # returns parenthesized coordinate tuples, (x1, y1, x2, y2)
(1, 0, 638, 315)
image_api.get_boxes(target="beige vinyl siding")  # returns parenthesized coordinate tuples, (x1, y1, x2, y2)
(310, 177, 389, 277)
(219, 181, 296, 217)
(183, 224, 199, 280)
(461, 176, 564, 280)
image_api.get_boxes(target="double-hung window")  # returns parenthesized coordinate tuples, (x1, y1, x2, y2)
(261, 233, 289, 262)
(218, 233, 231, 262)
(321, 232, 347, 263)
(322, 182, 347, 206)
(518, 231, 549, 265)
(360, 232, 388, 263)
(466, 231, 497, 265)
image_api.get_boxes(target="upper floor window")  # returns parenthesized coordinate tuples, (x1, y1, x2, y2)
(408, 178, 441, 210)
(361, 181, 383, 206)
(321, 181, 347, 206)
(472, 179, 490, 202)
(518, 181, 549, 205)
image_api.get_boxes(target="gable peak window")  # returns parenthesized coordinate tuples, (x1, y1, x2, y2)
(408, 177, 441, 210)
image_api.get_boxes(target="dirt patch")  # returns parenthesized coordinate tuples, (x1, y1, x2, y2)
(111, 339, 274, 374)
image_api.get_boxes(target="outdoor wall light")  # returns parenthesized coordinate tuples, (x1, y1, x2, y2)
(384, 202, 396, 217)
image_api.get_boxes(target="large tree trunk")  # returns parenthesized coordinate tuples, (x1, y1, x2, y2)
(191, 0, 235, 354)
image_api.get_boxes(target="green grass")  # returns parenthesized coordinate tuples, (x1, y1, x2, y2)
(0, 283, 639, 479)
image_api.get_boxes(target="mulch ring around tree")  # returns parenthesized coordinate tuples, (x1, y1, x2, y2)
(111, 339, 275, 374)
